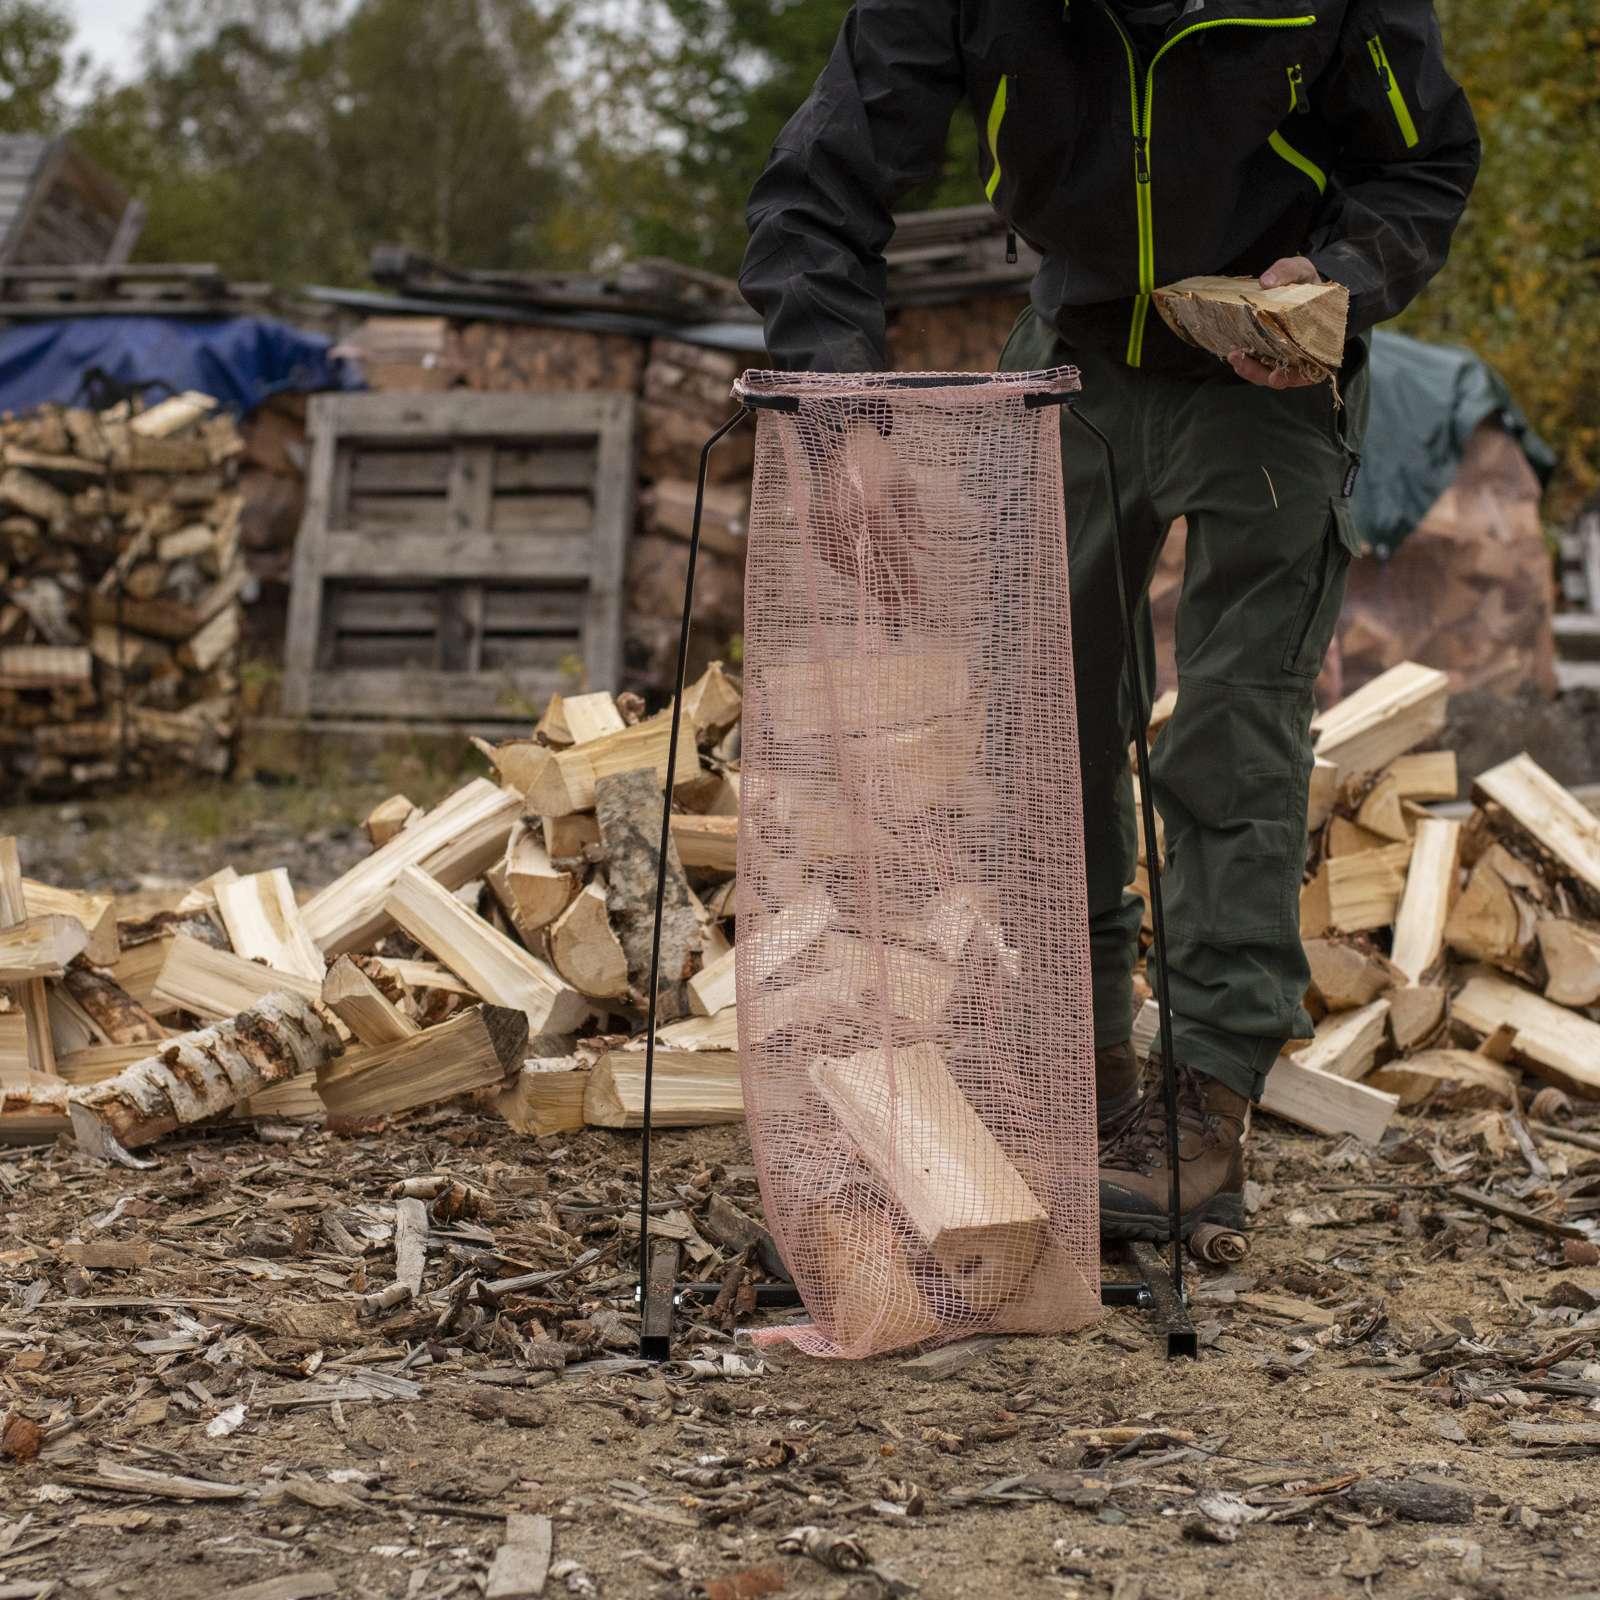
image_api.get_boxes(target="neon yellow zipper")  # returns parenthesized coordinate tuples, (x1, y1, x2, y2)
(1108, 12, 1319, 366)
(984, 75, 1009, 201)
(1367, 33, 1418, 147)
(1268, 131, 1327, 194)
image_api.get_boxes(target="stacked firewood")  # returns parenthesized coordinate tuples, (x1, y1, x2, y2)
(0, 662, 744, 1155)
(1134, 660, 1600, 1141)
(0, 391, 245, 790)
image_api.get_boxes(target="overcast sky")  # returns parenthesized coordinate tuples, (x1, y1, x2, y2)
(70, 0, 147, 80)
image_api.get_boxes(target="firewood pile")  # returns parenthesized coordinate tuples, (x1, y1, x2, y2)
(0, 662, 744, 1158)
(3, 653, 1599, 1175)
(0, 390, 246, 791)
(1135, 659, 1600, 1148)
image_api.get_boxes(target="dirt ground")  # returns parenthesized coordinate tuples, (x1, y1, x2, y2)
(2, 741, 1599, 1600)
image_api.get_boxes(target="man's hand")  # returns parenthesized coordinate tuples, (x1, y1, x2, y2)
(1227, 255, 1323, 389)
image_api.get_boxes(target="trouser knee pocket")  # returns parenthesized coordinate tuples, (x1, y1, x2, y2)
(1283, 495, 1363, 678)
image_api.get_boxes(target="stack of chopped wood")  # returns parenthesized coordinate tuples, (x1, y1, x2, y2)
(1136, 659, 1600, 1144)
(0, 390, 246, 790)
(0, 662, 745, 1155)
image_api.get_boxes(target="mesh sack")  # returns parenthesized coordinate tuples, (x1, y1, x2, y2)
(733, 368, 1100, 1358)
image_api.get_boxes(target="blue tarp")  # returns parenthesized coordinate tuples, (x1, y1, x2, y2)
(0, 315, 361, 417)
(1356, 330, 1556, 557)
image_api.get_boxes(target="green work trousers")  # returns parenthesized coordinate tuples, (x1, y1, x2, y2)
(1000, 308, 1370, 1100)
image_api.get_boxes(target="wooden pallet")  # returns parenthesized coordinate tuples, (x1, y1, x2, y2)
(282, 391, 636, 726)
(1556, 506, 1600, 693)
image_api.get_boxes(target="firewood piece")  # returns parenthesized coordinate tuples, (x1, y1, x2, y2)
(1300, 863, 1331, 939)
(22, 881, 118, 967)
(1388, 984, 1446, 1051)
(1259, 1052, 1398, 1143)
(0, 915, 89, 981)
(542, 812, 601, 864)
(809, 1207, 941, 1352)
(646, 1007, 738, 1052)
(0, 840, 24, 927)
(1386, 750, 1458, 802)
(1304, 939, 1402, 1012)
(1326, 844, 1412, 932)
(688, 885, 834, 1017)
(1390, 818, 1462, 983)
(317, 1003, 527, 1120)
(1452, 973, 1600, 1098)
(1478, 1022, 1518, 1063)
(583, 1049, 741, 1128)
(810, 1042, 1048, 1312)
(1152, 275, 1348, 379)
(1307, 757, 1340, 832)
(682, 662, 743, 742)
(384, 866, 588, 1035)
(486, 1512, 554, 1600)
(1355, 773, 1408, 843)
(646, 477, 748, 556)
(301, 778, 521, 955)
(1443, 858, 1537, 970)
(152, 932, 322, 1020)
(1294, 999, 1390, 1081)
(130, 390, 217, 438)
(1312, 661, 1449, 778)
(486, 821, 574, 939)
(1368, 1049, 1520, 1109)
(595, 767, 702, 1016)
(522, 710, 701, 817)
(216, 869, 325, 983)
(69, 991, 342, 1160)
(1538, 917, 1600, 1007)
(393, 1197, 429, 1297)
(534, 692, 573, 746)
(559, 691, 626, 744)
(61, 963, 165, 1045)
(549, 880, 630, 1000)
(1326, 816, 1395, 858)
(322, 956, 419, 1046)
(1475, 752, 1600, 902)
(55, 1042, 155, 1085)
(17, 981, 55, 1077)
(496, 1060, 590, 1136)
(364, 794, 419, 849)
(177, 604, 239, 672)
(669, 813, 738, 875)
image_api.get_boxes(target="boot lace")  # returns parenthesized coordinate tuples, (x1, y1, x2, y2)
(1100, 1063, 1217, 1175)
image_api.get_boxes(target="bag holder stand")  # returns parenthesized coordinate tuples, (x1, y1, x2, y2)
(636, 384, 1196, 1363)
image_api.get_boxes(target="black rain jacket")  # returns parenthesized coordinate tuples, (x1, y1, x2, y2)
(740, 0, 1480, 374)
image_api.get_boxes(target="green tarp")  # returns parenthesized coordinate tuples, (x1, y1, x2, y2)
(1356, 330, 1555, 557)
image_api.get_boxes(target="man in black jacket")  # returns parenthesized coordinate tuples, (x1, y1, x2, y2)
(740, 0, 1477, 1240)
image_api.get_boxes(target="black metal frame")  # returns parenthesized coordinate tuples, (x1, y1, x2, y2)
(635, 389, 1194, 1362)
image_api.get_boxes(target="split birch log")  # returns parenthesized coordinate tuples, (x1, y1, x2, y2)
(1311, 661, 1449, 778)
(559, 690, 625, 744)
(1386, 751, 1458, 802)
(0, 840, 56, 1078)
(583, 1049, 741, 1128)
(1326, 816, 1396, 858)
(1152, 275, 1348, 381)
(1389, 817, 1462, 983)
(1307, 757, 1341, 832)
(1475, 752, 1600, 904)
(1354, 773, 1408, 843)
(542, 811, 601, 865)
(810, 1042, 1049, 1313)
(669, 814, 738, 874)
(152, 932, 322, 1020)
(808, 1206, 941, 1353)
(1388, 983, 1447, 1051)
(1290, 999, 1390, 1080)
(317, 1003, 528, 1120)
(1258, 1052, 1398, 1143)
(1538, 917, 1600, 1007)
(1368, 1049, 1520, 1109)
(321, 955, 418, 1046)
(496, 1060, 590, 1136)
(549, 879, 630, 1000)
(1443, 857, 1538, 972)
(384, 865, 587, 1035)
(68, 991, 342, 1160)
(301, 778, 522, 955)
(682, 662, 743, 743)
(1327, 844, 1412, 932)
(486, 821, 574, 940)
(364, 793, 420, 849)
(0, 915, 89, 981)
(1304, 939, 1402, 1012)
(688, 885, 834, 1018)
(22, 881, 117, 966)
(1452, 972, 1600, 1098)
(595, 766, 702, 1018)
(521, 711, 701, 817)
(215, 868, 325, 983)
(60, 963, 165, 1045)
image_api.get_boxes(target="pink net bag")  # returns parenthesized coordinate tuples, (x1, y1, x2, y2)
(732, 368, 1101, 1358)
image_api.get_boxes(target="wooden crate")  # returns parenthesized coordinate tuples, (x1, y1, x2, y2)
(282, 391, 636, 726)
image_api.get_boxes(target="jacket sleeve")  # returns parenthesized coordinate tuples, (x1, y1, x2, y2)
(739, 3, 965, 372)
(1305, 0, 1479, 334)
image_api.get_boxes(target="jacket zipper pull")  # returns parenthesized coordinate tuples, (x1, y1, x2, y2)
(1368, 36, 1391, 88)
(1288, 63, 1307, 112)
(1134, 136, 1150, 183)
(1005, 227, 1018, 264)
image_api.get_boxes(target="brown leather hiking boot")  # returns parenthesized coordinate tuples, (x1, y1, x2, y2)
(1095, 1040, 1143, 1134)
(1098, 1064, 1249, 1241)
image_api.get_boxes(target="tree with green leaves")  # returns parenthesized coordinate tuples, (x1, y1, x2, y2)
(0, 0, 83, 135)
